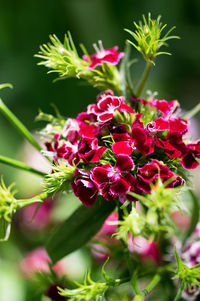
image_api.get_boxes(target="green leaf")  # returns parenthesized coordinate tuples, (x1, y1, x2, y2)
(46, 196, 116, 263)
(182, 190, 199, 244)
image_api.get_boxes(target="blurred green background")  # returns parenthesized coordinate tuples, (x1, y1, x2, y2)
(0, 1, 200, 300)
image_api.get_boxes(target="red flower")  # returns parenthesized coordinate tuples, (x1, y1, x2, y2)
(45, 133, 77, 164)
(152, 99, 179, 118)
(111, 113, 155, 156)
(156, 132, 200, 169)
(87, 91, 135, 123)
(131, 127, 154, 156)
(138, 160, 184, 187)
(71, 169, 99, 206)
(147, 117, 188, 134)
(91, 155, 134, 202)
(79, 122, 100, 138)
(110, 124, 131, 142)
(147, 117, 169, 132)
(78, 137, 106, 163)
(83, 41, 124, 69)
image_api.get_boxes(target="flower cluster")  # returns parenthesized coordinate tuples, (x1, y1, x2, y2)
(42, 89, 199, 208)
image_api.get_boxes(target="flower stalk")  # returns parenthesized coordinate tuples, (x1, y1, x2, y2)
(0, 97, 41, 151)
(136, 61, 153, 97)
(0, 154, 46, 177)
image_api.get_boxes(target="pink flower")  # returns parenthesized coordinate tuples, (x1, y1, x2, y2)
(20, 248, 64, 278)
(20, 198, 53, 230)
(128, 234, 160, 264)
(98, 212, 118, 236)
(83, 41, 124, 69)
(91, 155, 134, 202)
(78, 137, 106, 163)
(91, 212, 119, 262)
(71, 169, 99, 206)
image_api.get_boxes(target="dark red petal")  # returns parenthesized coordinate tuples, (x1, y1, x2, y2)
(180, 153, 200, 170)
(71, 178, 98, 206)
(91, 165, 112, 184)
(131, 127, 147, 145)
(112, 141, 133, 155)
(89, 146, 107, 162)
(110, 177, 130, 195)
(138, 162, 159, 183)
(136, 180, 151, 193)
(101, 183, 116, 201)
(115, 155, 134, 172)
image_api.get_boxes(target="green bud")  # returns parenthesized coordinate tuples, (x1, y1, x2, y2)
(125, 13, 179, 64)
(44, 163, 76, 194)
(0, 178, 17, 241)
(116, 207, 145, 242)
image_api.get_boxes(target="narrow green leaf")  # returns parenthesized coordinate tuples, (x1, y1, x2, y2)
(46, 196, 116, 263)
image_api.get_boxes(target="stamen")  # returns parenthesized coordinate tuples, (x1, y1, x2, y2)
(98, 40, 104, 51)
(93, 43, 100, 53)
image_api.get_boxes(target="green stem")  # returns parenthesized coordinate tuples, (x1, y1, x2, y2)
(133, 295, 144, 301)
(0, 98, 41, 151)
(142, 274, 161, 296)
(173, 282, 185, 301)
(17, 192, 49, 209)
(0, 154, 46, 177)
(136, 61, 153, 97)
